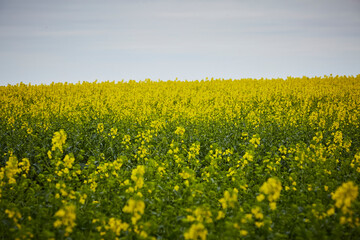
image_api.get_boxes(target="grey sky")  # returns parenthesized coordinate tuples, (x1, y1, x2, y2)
(0, 0, 359, 85)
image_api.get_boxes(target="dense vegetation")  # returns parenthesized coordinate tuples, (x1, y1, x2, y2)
(1, 76, 360, 239)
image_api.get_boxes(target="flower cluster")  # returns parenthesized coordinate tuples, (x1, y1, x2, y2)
(54, 204, 77, 236)
(122, 198, 145, 224)
(258, 178, 282, 210)
(219, 188, 238, 209)
(106, 217, 129, 236)
(51, 129, 67, 152)
(332, 181, 358, 214)
(130, 165, 145, 191)
(184, 223, 208, 240)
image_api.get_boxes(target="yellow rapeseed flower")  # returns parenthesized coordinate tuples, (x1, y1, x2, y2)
(131, 165, 145, 189)
(175, 126, 185, 136)
(260, 178, 282, 202)
(5, 155, 19, 184)
(184, 223, 208, 240)
(54, 204, 76, 235)
(63, 154, 75, 169)
(107, 218, 129, 236)
(18, 158, 30, 175)
(51, 129, 67, 152)
(219, 188, 238, 209)
(332, 181, 358, 214)
(251, 206, 263, 220)
(97, 123, 104, 133)
(240, 229, 248, 236)
(123, 198, 145, 224)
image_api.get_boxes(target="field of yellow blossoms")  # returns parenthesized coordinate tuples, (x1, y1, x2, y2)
(1, 75, 360, 239)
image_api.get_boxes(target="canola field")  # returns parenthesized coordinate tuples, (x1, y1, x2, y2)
(1, 76, 360, 239)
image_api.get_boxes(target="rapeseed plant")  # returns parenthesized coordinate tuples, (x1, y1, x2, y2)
(123, 198, 145, 224)
(1, 76, 360, 239)
(51, 129, 67, 152)
(184, 223, 207, 240)
(54, 204, 76, 236)
(332, 181, 358, 214)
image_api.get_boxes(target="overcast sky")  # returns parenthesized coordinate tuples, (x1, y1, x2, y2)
(0, 0, 359, 85)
